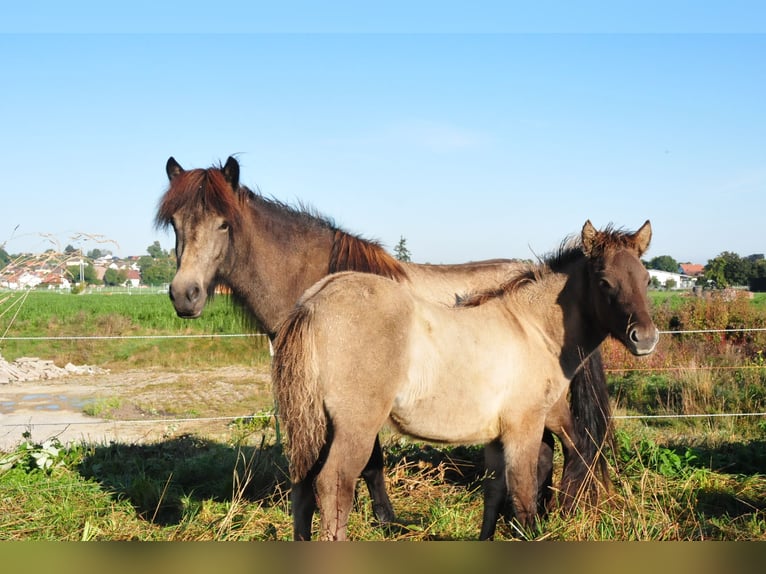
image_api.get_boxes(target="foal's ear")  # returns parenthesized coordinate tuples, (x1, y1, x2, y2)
(166, 157, 184, 181)
(581, 220, 598, 256)
(222, 156, 240, 190)
(633, 220, 652, 256)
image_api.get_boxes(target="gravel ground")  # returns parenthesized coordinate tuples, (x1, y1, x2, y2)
(0, 365, 272, 451)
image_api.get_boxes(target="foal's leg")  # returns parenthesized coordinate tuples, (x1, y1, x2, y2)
(503, 422, 545, 533)
(315, 430, 378, 541)
(360, 435, 396, 524)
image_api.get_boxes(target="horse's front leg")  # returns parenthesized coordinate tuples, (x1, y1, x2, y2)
(537, 429, 555, 514)
(360, 435, 396, 524)
(503, 423, 544, 535)
(479, 439, 506, 540)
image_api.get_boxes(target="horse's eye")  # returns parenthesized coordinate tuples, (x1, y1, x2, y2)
(599, 278, 614, 292)
(219, 222, 230, 232)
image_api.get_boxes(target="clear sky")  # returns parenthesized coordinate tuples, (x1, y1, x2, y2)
(1, 3, 765, 266)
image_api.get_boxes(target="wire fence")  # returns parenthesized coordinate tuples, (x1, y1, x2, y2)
(2, 326, 766, 434)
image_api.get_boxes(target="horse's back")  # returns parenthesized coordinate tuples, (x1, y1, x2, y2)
(403, 259, 524, 305)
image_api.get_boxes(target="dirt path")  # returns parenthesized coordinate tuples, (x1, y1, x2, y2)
(0, 365, 273, 451)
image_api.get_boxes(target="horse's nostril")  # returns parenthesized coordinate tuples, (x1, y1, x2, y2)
(188, 285, 201, 304)
(629, 328, 640, 343)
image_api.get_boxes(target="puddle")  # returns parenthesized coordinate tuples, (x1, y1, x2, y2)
(0, 393, 94, 414)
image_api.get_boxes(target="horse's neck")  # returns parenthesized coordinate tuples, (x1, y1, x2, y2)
(513, 266, 604, 378)
(224, 203, 334, 335)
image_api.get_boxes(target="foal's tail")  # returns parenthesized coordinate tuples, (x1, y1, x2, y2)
(568, 349, 614, 494)
(272, 303, 327, 483)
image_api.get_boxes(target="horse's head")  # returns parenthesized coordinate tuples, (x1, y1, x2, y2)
(156, 156, 244, 318)
(581, 220, 659, 356)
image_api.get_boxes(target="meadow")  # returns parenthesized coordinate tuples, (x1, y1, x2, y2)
(0, 289, 765, 540)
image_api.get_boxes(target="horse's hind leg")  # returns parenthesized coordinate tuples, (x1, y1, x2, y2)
(292, 473, 318, 541)
(360, 435, 396, 524)
(315, 430, 378, 541)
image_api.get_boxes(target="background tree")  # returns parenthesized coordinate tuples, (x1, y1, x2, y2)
(0, 247, 9, 268)
(704, 251, 752, 288)
(139, 242, 175, 286)
(147, 241, 169, 259)
(394, 236, 411, 262)
(66, 263, 100, 285)
(647, 255, 679, 273)
(103, 268, 128, 287)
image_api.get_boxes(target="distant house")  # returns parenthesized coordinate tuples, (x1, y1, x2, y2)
(124, 269, 141, 288)
(648, 269, 696, 290)
(679, 263, 705, 277)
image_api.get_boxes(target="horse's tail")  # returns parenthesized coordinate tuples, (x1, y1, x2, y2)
(272, 302, 327, 484)
(568, 348, 614, 494)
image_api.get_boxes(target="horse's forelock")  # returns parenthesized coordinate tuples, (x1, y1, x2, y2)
(155, 166, 246, 229)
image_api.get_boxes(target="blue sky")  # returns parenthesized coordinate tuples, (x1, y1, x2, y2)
(1, 3, 765, 265)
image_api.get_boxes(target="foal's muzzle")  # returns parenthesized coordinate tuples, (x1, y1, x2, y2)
(627, 324, 660, 356)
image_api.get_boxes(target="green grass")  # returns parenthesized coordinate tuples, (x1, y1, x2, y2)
(1, 422, 764, 541)
(0, 290, 270, 369)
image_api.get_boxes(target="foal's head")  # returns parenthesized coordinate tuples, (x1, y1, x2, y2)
(581, 220, 658, 355)
(156, 156, 249, 318)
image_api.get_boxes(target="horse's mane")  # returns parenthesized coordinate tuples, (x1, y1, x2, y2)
(459, 225, 637, 308)
(155, 164, 255, 230)
(155, 161, 407, 281)
(330, 231, 408, 280)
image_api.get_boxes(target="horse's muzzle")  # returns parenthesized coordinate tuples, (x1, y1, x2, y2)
(627, 324, 660, 356)
(169, 281, 206, 318)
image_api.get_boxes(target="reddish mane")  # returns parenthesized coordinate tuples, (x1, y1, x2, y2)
(330, 230, 408, 281)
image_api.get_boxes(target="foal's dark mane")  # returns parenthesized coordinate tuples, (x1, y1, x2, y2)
(459, 225, 637, 308)
(155, 162, 407, 281)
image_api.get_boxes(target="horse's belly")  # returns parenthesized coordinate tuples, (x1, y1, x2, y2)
(389, 381, 504, 444)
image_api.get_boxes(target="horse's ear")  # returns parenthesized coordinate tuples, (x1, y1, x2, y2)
(581, 220, 597, 256)
(222, 156, 240, 190)
(633, 220, 652, 256)
(166, 157, 183, 181)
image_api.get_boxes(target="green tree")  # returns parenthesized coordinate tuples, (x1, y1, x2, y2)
(704, 251, 751, 288)
(648, 255, 679, 273)
(147, 241, 168, 259)
(393, 236, 411, 262)
(138, 253, 175, 286)
(66, 263, 100, 285)
(0, 247, 9, 267)
(103, 268, 128, 287)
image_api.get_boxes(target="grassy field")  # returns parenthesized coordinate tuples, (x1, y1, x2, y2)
(1, 288, 765, 540)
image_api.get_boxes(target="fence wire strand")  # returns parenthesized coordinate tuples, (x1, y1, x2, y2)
(2, 326, 766, 430)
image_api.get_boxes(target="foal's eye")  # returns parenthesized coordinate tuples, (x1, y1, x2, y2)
(219, 222, 230, 232)
(599, 278, 613, 292)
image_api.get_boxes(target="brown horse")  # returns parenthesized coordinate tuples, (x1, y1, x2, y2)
(272, 220, 658, 540)
(155, 156, 614, 527)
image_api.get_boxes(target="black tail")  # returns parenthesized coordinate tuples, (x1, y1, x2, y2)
(565, 348, 614, 501)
